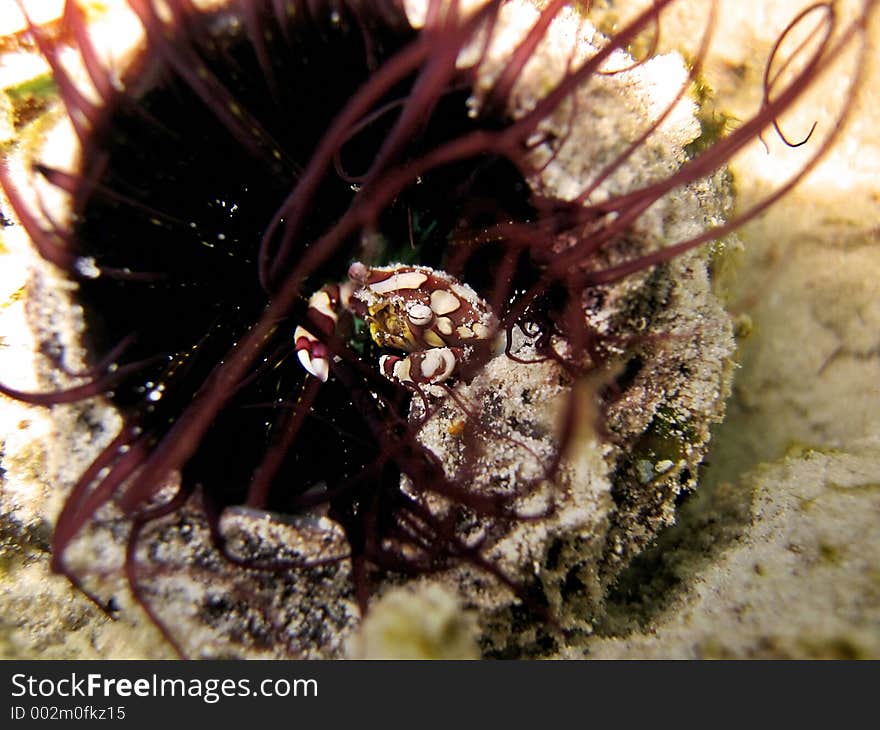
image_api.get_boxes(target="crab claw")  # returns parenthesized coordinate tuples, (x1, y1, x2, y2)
(379, 346, 460, 385)
(294, 325, 330, 382)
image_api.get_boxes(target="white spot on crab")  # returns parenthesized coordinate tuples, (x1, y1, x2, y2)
(394, 357, 412, 382)
(472, 322, 493, 339)
(435, 316, 454, 336)
(450, 282, 484, 308)
(368, 271, 428, 294)
(308, 289, 337, 323)
(430, 289, 461, 315)
(380, 355, 412, 383)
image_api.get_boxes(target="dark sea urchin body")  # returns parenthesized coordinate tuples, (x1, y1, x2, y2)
(0, 0, 874, 657)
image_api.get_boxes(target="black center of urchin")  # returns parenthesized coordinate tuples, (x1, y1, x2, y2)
(71, 4, 534, 515)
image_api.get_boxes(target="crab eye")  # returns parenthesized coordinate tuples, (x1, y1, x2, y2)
(406, 302, 433, 326)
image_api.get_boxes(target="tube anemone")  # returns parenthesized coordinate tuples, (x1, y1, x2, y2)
(0, 0, 874, 657)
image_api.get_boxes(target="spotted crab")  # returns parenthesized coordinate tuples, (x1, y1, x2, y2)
(295, 262, 498, 386)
